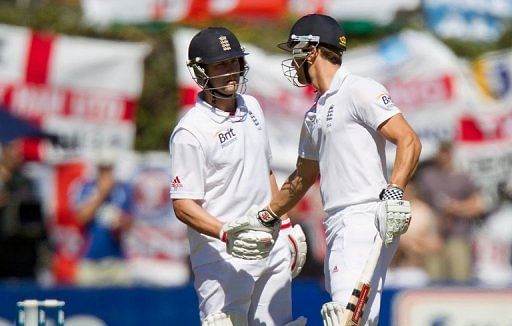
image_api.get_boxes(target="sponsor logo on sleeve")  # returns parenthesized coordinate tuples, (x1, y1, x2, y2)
(378, 93, 394, 109)
(171, 176, 183, 191)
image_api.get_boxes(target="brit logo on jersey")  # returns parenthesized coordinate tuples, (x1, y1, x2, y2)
(215, 127, 238, 148)
(378, 93, 395, 109)
(171, 176, 183, 191)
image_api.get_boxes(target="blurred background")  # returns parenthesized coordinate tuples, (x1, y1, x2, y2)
(0, 0, 512, 325)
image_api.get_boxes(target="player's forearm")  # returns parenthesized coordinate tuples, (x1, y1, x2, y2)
(269, 169, 316, 217)
(172, 198, 223, 238)
(389, 132, 421, 189)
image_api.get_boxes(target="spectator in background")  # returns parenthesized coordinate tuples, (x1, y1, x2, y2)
(72, 150, 134, 286)
(386, 178, 443, 288)
(473, 179, 512, 286)
(0, 138, 49, 279)
(417, 141, 487, 283)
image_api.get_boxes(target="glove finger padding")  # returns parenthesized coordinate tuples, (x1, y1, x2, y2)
(227, 230, 274, 260)
(222, 205, 282, 260)
(375, 200, 411, 245)
(321, 302, 344, 326)
(202, 311, 247, 326)
(287, 224, 307, 278)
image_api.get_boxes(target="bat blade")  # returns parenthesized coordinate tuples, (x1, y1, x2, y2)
(341, 282, 371, 325)
(341, 237, 383, 326)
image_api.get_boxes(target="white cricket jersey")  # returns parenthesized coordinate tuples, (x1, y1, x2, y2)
(299, 67, 400, 214)
(169, 94, 272, 267)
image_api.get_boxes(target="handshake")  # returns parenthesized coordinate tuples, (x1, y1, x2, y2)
(219, 206, 308, 277)
(219, 206, 281, 260)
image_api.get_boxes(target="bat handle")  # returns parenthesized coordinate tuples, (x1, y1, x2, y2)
(361, 237, 383, 284)
(342, 236, 384, 326)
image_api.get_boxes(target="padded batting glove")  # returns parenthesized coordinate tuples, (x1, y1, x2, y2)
(321, 301, 345, 326)
(220, 205, 281, 260)
(281, 218, 307, 278)
(375, 184, 412, 246)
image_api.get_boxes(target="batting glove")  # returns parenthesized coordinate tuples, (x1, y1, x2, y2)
(281, 219, 307, 278)
(375, 184, 411, 246)
(321, 302, 344, 326)
(220, 205, 281, 260)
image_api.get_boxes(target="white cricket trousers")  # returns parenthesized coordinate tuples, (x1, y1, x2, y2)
(324, 202, 399, 325)
(193, 234, 292, 326)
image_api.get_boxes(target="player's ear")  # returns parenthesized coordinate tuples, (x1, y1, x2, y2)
(307, 47, 318, 64)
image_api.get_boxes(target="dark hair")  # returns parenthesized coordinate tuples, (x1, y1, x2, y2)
(319, 46, 342, 65)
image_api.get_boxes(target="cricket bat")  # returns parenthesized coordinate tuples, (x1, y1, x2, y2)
(341, 236, 383, 326)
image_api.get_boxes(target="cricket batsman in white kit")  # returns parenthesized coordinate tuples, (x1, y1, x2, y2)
(241, 14, 422, 325)
(169, 27, 307, 326)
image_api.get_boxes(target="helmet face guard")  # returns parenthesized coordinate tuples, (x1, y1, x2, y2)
(187, 27, 249, 98)
(278, 14, 347, 87)
(280, 35, 319, 87)
(187, 57, 249, 98)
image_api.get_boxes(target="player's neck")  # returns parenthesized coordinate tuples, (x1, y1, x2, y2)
(203, 91, 237, 113)
(314, 63, 340, 95)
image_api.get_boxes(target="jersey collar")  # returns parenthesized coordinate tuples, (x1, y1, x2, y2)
(196, 94, 249, 123)
(325, 66, 350, 96)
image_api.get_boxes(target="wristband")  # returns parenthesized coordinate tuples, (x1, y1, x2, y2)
(379, 184, 404, 200)
(257, 206, 279, 227)
(387, 183, 404, 192)
(219, 228, 227, 242)
(280, 218, 292, 230)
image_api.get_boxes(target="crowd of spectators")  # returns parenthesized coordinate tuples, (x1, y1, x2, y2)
(1, 136, 512, 288)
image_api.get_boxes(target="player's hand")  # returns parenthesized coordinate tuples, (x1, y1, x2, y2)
(375, 184, 411, 245)
(321, 301, 344, 326)
(282, 219, 307, 278)
(375, 198, 411, 246)
(220, 205, 281, 260)
(221, 228, 275, 260)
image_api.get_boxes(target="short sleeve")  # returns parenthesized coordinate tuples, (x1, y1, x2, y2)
(352, 79, 400, 130)
(169, 128, 205, 199)
(298, 113, 319, 161)
(264, 125, 272, 165)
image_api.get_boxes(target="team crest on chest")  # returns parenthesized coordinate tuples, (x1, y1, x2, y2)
(248, 110, 262, 130)
(326, 105, 334, 127)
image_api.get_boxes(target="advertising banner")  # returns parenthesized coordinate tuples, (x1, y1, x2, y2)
(472, 49, 512, 105)
(81, 0, 287, 26)
(393, 289, 512, 326)
(424, 0, 512, 41)
(341, 30, 473, 160)
(82, 0, 421, 26)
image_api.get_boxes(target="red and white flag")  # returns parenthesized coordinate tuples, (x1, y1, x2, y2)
(0, 24, 150, 155)
(81, 0, 287, 26)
